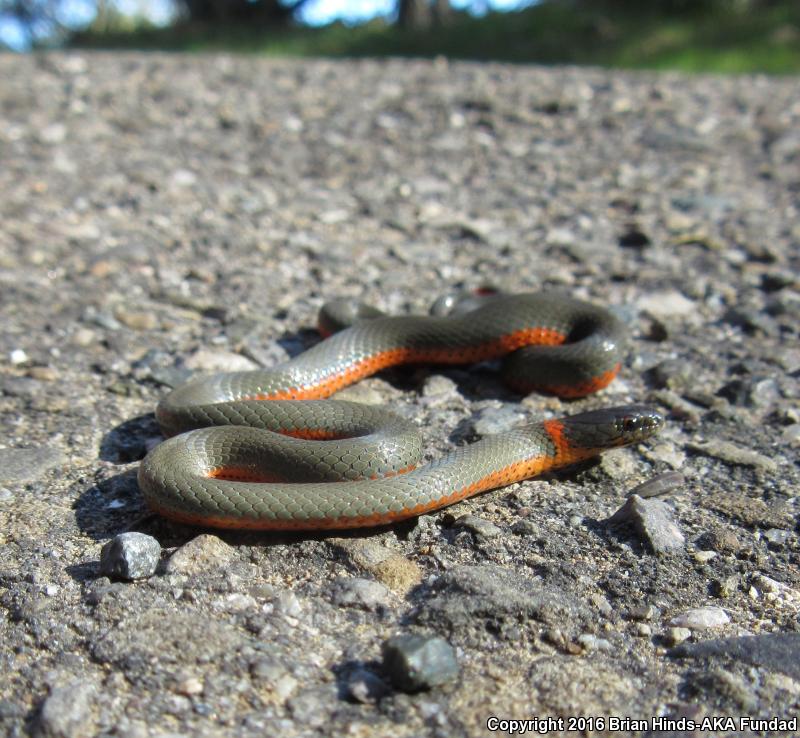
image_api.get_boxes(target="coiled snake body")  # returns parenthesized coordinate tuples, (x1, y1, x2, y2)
(139, 293, 663, 530)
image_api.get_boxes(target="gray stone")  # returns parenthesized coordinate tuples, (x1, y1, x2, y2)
(471, 404, 525, 436)
(164, 534, 235, 574)
(329, 577, 392, 611)
(626, 471, 685, 499)
(100, 532, 161, 580)
(763, 528, 792, 546)
(35, 681, 95, 738)
(686, 439, 779, 473)
(382, 633, 459, 692)
(452, 514, 503, 538)
(669, 606, 730, 630)
(607, 494, 685, 554)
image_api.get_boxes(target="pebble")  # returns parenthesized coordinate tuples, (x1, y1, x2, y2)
(250, 657, 298, 699)
(577, 634, 613, 652)
(637, 290, 696, 319)
(664, 627, 693, 646)
(113, 308, 158, 331)
(287, 686, 338, 729)
(382, 633, 459, 692)
(471, 404, 526, 436)
(329, 577, 392, 611)
(626, 471, 685, 499)
(703, 529, 742, 554)
(35, 680, 96, 738)
(10, 348, 29, 365)
(686, 439, 779, 473)
(345, 668, 391, 703)
(329, 539, 422, 594)
(184, 349, 259, 373)
(420, 375, 459, 404)
(511, 519, 539, 536)
(763, 528, 792, 546)
(606, 494, 685, 554)
(712, 576, 739, 599)
(100, 533, 161, 580)
(165, 534, 235, 575)
(452, 514, 503, 539)
(0, 447, 64, 484)
(670, 606, 730, 630)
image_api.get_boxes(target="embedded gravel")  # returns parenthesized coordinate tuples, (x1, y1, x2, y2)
(1, 52, 799, 737)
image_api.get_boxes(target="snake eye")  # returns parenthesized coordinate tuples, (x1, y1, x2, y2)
(622, 416, 639, 433)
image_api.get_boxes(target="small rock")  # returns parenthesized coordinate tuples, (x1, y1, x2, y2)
(780, 424, 800, 445)
(626, 471, 685, 499)
(686, 439, 779, 473)
(693, 550, 717, 564)
(703, 529, 742, 554)
(382, 633, 459, 692)
(287, 686, 338, 729)
(664, 627, 692, 646)
(113, 308, 158, 331)
(329, 539, 422, 594)
(165, 534, 235, 574)
(453, 515, 503, 538)
(712, 576, 739, 599)
(175, 676, 204, 696)
(346, 668, 391, 704)
(636, 624, 652, 637)
(27, 366, 58, 381)
(420, 375, 458, 403)
(250, 657, 297, 699)
(184, 348, 259, 373)
(577, 634, 613, 652)
(763, 528, 791, 546)
(471, 405, 525, 436)
(10, 348, 29, 365)
(273, 591, 303, 619)
(70, 328, 97, 347)
(35, 681, 96, 738)
(637, 290, 696, 319)
(607, 494, 685, 554)
(511, 519, 539, 536)
(670, 606, 730, 630)
(329, 577, 392, 611)
(100, 533, 161, 580)
(750, 573, 785, 595)
(628, 604, 656, 621)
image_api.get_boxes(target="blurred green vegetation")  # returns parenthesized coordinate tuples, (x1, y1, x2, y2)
(69, 0, 800, 74)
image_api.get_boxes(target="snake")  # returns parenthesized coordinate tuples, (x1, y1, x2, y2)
(138, 292, 664, 530)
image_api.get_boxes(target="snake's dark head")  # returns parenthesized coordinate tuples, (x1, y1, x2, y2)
(560, 405, 664, 450)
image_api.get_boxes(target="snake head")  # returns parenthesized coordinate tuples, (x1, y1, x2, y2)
(560, 405, 664, 450)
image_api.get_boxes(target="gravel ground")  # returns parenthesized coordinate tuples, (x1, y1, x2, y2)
(1, 52, 799, 737)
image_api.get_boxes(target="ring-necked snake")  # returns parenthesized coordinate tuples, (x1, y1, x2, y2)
(138, 292, 664, 530)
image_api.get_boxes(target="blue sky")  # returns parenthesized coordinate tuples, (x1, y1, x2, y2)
(1, 0, 531, 49)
